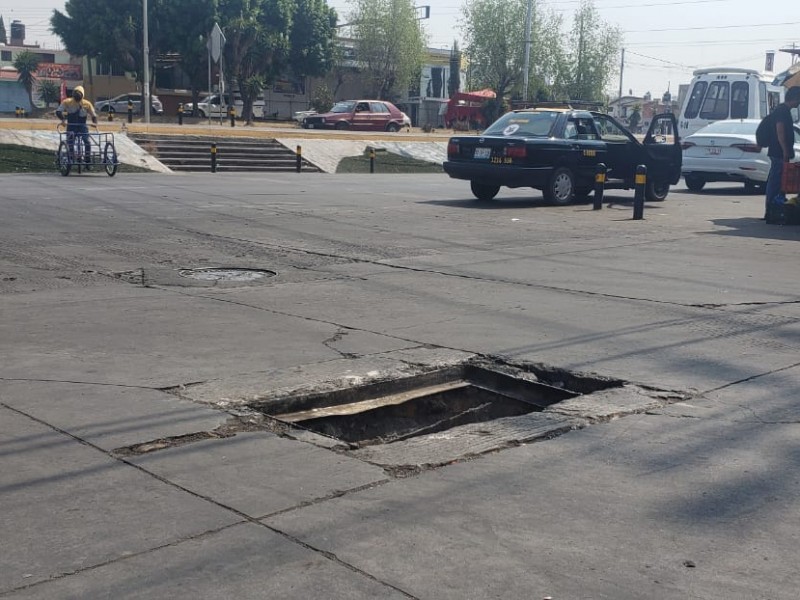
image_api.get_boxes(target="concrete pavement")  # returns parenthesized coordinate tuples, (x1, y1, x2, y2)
(1, 172, 799, 599)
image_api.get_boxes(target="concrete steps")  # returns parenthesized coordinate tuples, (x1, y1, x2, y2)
(127, 133, 320, 173)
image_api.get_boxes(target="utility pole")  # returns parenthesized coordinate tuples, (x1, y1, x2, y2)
(618, 47, 625, 101)
(143, 0, 150, 124)
(522, 0, 534, 102)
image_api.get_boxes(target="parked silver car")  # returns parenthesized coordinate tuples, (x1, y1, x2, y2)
(95, 93, 164, 115)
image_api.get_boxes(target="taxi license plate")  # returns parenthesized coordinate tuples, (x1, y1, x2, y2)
(474, 147, 491, 159)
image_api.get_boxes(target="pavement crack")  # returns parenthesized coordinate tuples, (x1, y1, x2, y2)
(322, 328, 360, 359)
(690, 299, 800, 309)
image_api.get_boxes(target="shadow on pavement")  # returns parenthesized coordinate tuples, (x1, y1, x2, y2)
(707, 218, 800, 240)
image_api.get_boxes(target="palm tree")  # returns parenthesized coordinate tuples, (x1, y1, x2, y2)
(38, 79, 61, 108)
(13, 50, 40, 110)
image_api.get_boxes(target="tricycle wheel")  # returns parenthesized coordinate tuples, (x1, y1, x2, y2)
(103, 142, 118, 177)
(56, 141, 71, 176)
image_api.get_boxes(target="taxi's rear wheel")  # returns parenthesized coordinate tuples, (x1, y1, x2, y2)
(386, 122, 400, 132)
(646, 180, 670, 202)
(544, 167, 575, 205)
(471, 181, 500, 201)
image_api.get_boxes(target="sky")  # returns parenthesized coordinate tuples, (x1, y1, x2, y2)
(2, 0, 797, 99)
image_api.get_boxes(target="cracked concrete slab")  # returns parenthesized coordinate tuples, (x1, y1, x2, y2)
(127, 431, 388, 518)
(0, 406, 239, 592)
(6, 522, 412, 600)
(0, 381, 228, 451)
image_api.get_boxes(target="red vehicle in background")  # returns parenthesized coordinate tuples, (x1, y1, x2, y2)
(444, 89, 496, 130)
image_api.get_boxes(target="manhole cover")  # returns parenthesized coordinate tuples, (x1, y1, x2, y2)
(257, 363, 622, 448)
(178, 268, 276, 282)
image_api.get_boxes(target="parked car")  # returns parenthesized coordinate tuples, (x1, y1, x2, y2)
(293, 109, 317, 123)
(95, 93, 163, 115)
(301, 100, 406, 132)
(443, 107, 681, 204)
(682, 119, 800, 192)
(188, 94, 265, 119)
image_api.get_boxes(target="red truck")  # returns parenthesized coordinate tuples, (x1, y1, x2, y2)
(444, 89, 497, 130)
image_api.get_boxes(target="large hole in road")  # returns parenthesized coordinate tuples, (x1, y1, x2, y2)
(256, 362, 624, 448)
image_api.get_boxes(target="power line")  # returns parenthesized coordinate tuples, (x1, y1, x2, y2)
(625, 50, 696, 70)
(626, 20, 800, 34)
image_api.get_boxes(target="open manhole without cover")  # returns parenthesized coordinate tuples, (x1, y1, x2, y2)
(178, 267, 276, 282)
(256, 362, 626, 450)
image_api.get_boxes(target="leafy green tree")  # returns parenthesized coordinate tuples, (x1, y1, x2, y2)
(51, 0, 167, 89)
(628, 104, 641, 131)
(13, 50, 40, 109)
(156, 0, 216, 112)
(0, 15, 7, 45)
(311, 82, 333, 112)
(289, 0, 337, 78)
(448, 40, 461, 98)
(564, 0, 621, 101)
(38, 79, 61, 107)
(461, 0, 563, 102)
(349, 0, 427, 100)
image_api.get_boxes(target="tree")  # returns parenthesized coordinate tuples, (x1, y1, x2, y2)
(0, 15, 7, 45)
(349, 0, 427, 100)
(628, 104, 642, 132)
(564, 0, 621, 102)
(156, 0, 216, 113)
(310, 82, 333, 112)
(13, 50, 40, 109)
(38, 79, 61, 107)
(448, 40, 461, 98)
(289, 0, 337, 79)
(461, 0, 563, 102)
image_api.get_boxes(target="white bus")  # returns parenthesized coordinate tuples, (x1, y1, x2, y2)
(678, 67, 784, 137)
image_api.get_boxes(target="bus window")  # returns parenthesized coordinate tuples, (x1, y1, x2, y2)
(699, 81, 729, 120)
(684, 81, 707, 119)
(731, 81, 748, 119)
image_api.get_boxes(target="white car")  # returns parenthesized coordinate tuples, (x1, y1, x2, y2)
(189, 94, 265, 119)
(95, 93, 163, 115)
(293, 110, 317, 123)
(681, 119, 800, 192)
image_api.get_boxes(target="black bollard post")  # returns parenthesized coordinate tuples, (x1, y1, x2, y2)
(296, 145, 302, 173)
(593, 163, 606, 210)
(15, 106, 20, 118)
(178, 103, 184, 126)
(633, 164, 646, 220)
(229, 106, 235, 128)
(211, 143, 217, 173)
(370, 148, 376, 174)
(127, 101, 133, 124)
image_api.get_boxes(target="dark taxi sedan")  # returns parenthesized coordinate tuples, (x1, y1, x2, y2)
(443, 107, 681, 204)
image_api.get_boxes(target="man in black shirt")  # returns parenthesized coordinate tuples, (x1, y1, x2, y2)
(765, 86, 800, 216)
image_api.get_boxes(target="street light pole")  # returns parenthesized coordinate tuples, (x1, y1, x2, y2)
(522, 0, 533, 102)
(143, 0, 150, 124)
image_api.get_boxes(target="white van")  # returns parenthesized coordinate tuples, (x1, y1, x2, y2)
(678, 68, 784, 137)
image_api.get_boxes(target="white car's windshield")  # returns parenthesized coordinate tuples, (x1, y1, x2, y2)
(484, 111, 559, 137)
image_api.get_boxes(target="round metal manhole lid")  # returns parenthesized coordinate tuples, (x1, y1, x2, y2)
(178, 268, 276, 282)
